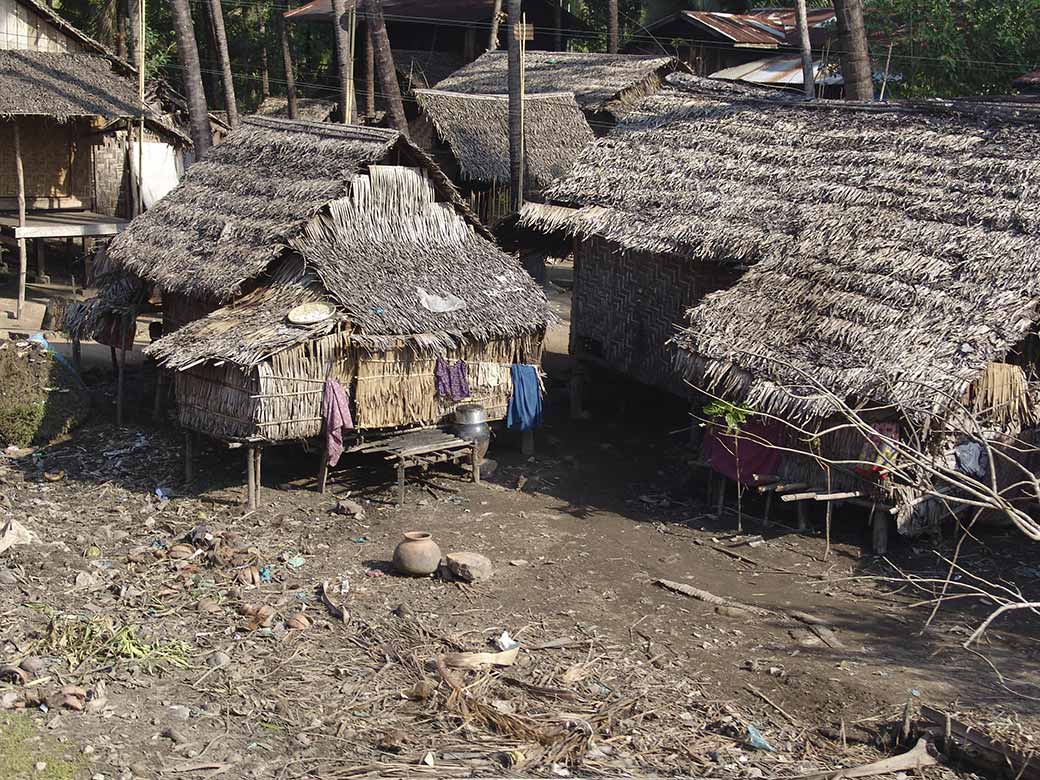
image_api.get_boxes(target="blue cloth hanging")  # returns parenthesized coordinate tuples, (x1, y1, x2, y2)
(507, 364, 542, 432)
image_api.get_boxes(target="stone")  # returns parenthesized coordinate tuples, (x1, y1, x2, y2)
(445, 552, 493, 583)
(167, 705, 190, 721)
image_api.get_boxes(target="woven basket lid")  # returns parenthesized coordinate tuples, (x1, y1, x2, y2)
(288, 302, 334, 325)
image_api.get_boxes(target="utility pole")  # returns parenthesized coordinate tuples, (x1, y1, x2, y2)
(507, 0, 523, 210)
(330, 0, 355, 123)
(833, 0, 873, 100)
(793, 0, 814, 98)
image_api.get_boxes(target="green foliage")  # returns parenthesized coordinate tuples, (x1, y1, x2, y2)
(0, 403, 45, 449)
(703, 400, 754, 433)
(865, 0, 1040, 97)
(0, 713, 85, 780)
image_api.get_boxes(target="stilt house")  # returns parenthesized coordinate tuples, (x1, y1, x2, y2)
(103, 118, 548, 462)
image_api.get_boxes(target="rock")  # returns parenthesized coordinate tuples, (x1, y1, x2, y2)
(445, 552, 493, 583)
(333, 498, 365, 519)
(128, 763, 150, 778)
(161, 727, 189, 745)
(404, 679, 438, 701)
(167, 705, 190, 721)
(21, 656, 46, 676)
(715, 605, 752, 619)
(207, 651, 230, 669)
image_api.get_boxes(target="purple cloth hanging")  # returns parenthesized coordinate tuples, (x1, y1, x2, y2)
(322, 378, 354, 467)
(435, 358, 471, 402)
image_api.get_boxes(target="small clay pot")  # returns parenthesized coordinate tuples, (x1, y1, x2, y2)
(392, 532, 442, 576)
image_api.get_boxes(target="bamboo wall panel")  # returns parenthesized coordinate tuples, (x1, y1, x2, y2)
(0, 118, 91, 200)
(572, 236, 738, 397)
(176, 363, 258, 441)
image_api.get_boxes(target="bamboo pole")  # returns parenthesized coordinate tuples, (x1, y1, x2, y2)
(138, 0, 145, 216)
(246, 447, 257, 509)
(12, 119, 26, 321)
(792, 0, 814, 99)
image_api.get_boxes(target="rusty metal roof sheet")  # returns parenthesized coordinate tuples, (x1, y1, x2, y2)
(681, 11, 787, 46)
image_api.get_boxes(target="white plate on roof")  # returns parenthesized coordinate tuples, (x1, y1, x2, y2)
(288, 302, 334, 325)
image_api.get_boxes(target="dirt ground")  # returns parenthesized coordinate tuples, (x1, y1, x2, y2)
(1, 274, 1039, 780)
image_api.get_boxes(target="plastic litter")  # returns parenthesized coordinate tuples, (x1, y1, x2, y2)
(746, 724, 774, 752)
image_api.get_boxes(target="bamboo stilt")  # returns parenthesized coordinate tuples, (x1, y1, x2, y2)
(13, 119, 26, 321)
(318, 442, 330, 494)
(872, 503, 888, 555)
(246, 447, 257, 509)
(184, 431, 194, 484)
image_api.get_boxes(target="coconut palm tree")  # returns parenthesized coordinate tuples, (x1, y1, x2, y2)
(170, 0, 212, 154)
(363, 0, 407, 135)
(207, 0, 240, 129)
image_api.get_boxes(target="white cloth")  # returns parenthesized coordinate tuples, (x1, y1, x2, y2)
(128, 140, 183, 209)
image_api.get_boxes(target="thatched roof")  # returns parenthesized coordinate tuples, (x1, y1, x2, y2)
(106, 117, 481, 302)
(432, 51, 682, 115)
(414, 90, 592, 189)
(540, 75, 1040, 421)
(0, 50, 144, 119)
(253, 96, 337, 123)
(394, 50, 466, 93)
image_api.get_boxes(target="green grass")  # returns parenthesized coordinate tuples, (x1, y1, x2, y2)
(0, 712, 85, 780)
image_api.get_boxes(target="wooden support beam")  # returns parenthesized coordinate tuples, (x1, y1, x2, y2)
(246, 447, 257, 510)
(254, 447, 263, 505)
(521, 430, 535, 456)
(116, 314, 128, 427)
(872, 505, 888, 555)
(397, 460, 406, 506)
(797, 501, 809, 531)
(34, 239, 48, 284)
(471, 442, 481, 485)
(781, 492, 819, 502)
(814, 491, 862, 502)
(12, 118, 27, 320)
(184, 431, 194, 484)
(317, 442, 329, 494)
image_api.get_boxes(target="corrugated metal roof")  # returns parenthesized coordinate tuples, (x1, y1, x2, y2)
(746, 8, 836, 32)
(711, 55, 842, 87)
(681, 11, 786, 46)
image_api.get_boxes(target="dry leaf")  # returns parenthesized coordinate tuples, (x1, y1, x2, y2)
(286, 612, 311, 630)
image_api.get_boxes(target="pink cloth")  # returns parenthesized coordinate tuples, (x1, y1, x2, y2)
(703, 420, 783, 485)
(322, 378, 354, 467)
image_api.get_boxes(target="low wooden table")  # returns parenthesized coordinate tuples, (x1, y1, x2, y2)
(320, 428, 479, 504)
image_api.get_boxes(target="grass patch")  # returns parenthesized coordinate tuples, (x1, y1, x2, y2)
(42, 614, 193, 671)
(0, 712, 85, 780)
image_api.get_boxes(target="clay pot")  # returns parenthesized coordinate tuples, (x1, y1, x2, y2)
(392, 532, 442, 576)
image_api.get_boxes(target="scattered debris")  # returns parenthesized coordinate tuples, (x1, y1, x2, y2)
(0, 518, 35, 555)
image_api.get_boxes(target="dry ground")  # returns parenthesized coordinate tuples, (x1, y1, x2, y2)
(0, 270, 1038, 779)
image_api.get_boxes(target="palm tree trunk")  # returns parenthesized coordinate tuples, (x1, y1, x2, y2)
(170, 0, 212, 155)
(207, 0, 240, 129)
(833, 0, 873, 100)
(607, 0, 618, 53)
(278, 14, 298, 119)
(487, 0, 502, 51)
(363, 0, 407, 135)
(507, 0, 522, 210)
(363, 22, 375, 117)
(330, 0, 355, 123)
(259, 8, 271, 99)
(126, 0, 140, 68)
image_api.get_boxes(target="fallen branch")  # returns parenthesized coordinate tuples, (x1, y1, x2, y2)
(792, 737, 936, 780)
(655, 579, 773, 617)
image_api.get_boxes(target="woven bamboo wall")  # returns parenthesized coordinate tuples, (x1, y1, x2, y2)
(572, 236, 740, 397)
(0, 117, 92, 202)
(176, 363, 259, 441)
(354, 337, 530, 430)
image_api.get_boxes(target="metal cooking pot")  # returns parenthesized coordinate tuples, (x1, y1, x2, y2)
(453, 403, 491, 460)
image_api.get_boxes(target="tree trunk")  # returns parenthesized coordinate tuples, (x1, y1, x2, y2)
(170, 0, 212, 155)
(552, 0, 562, 51)
(607, 0, 618, 53)
(507, 0, 522, 210)
(833, 0, 873, 100)
(363, 0, 407, 135)
(115, 0, 127, 59)
(331, 0, 355, 123)
(259, 8, 271, 99)
(793, 0, 814, 98)
(487, 0, 502, 51)
(363, 22, 375, 117)
(279, 15, 298, 119)
(126, 0, 140, 70)
(207, 0, 240, 129)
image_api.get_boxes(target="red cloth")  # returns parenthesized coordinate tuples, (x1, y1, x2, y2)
(97, 315, 136, 350)
(321, 378, 354, 467)
(703, 419, 783, 485)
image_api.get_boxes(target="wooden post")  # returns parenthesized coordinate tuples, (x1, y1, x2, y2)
(507, 0, 523, 211)
(317, 442, 329, 494)
(520, 429, 535, 456)
(397, 460, 406, 506)
(872, 504, 888, 555)
(471, 443, 481, 484)
(34, 239, 48, 284)
(153, 369, 164, 420)
(116, 312, 130, 426)
(824, 469, 833, 558)
(254, 447, 263, 505)
(184, 431, 194, 484)
(763, 491, 774, 527)
(715, 473, 726, 519)
(246, 447, 257, 510)
(797, 501, 809, 532)
(793, 0, 815, 98)
(12, 119, 27, 321)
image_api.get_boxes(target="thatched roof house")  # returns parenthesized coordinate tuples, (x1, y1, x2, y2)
(104, 117, 548, 448)
(522, 71, 1040, 534)
(432, 51, 685, 133)
(413, 89, 592, 224)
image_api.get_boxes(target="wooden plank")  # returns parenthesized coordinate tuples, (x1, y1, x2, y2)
(15, 221, 128, 239)
(814, 491, 862, 502)
(781, 492, 818, 502)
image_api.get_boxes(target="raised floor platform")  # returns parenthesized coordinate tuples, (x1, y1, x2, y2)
(0, 210, 128, 240)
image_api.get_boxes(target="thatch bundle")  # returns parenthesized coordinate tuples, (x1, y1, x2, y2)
(117, 118, 548, 443)
(253, 96, 336, 123)
(432, 51, 683, 118)
(414, 90, 592, 190)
